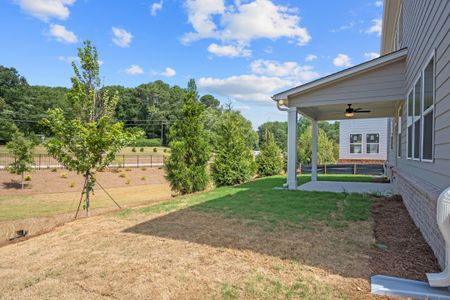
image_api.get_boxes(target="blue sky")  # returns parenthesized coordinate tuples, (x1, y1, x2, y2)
(0, 0, 383, 127)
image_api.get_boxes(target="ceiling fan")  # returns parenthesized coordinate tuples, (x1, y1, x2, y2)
(345, 104, 371, 118)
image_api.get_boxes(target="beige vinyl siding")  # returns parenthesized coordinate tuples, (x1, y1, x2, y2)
(397, 0, 450, 189)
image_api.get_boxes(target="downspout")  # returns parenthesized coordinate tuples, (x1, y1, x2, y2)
(427, 186, 450, 287)
(273, 97, 289, 111)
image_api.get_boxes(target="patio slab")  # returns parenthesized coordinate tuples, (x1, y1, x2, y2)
(297, 181, 393, 195)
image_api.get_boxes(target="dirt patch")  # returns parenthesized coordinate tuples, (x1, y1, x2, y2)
(0, 167, 167, 195)
(370, 195, 441, 281)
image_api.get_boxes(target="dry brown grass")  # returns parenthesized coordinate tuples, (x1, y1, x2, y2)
(0, 205, 384, 300)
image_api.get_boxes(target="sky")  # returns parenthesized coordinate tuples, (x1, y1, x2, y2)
(0, 0, 383, 128)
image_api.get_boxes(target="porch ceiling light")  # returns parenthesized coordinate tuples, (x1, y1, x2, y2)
(278, 99, 288, 106)
(345, 111, 354, 118)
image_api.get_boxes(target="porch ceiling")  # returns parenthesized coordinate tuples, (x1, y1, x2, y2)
(273, 48, 408, 121)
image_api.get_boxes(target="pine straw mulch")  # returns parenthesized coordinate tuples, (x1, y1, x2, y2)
(370, 195, 441, 281)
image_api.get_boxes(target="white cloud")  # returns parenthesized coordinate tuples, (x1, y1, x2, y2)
(125, 65, 144, 75)
(182, 0, 311, 51)
(375, 1, 383, 8)
(305, 54, 317, 62)
(366, 18, 382, 36)
(112, 27, 133, 47)
(207, 43, 251, 57)
(333, 53, 352, 67)
(364, 52, 380, 60)
(330, 20, 362, 33)
(49, 24, 77, 43)
(150, 0, 163, 16)
(16, 0, 75, 21)
(250, 59, 319, 82)
(160, 67, 176, 77)
(198, 74, 292, 102)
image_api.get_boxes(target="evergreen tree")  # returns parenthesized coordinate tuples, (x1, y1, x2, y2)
(6, 131, 35, 189)
(256, 130, 283, 177)
(164, 80, 211, 194)
(211, 110, 255, 186)
(297, 126, 338, 164)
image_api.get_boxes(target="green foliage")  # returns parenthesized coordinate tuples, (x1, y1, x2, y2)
(256, 130, 283, 177)
(164, 81, 211, 194)
(199, 94, 220, 109)
(6, 131, 35, 189)
(211, 110, 256, 186)
(257, 121, 288, 152)
(133, 138, 161, 147)
(297, 126, 338, 164)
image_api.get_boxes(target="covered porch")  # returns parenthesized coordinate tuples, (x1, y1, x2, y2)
(272, 48, 407, 190)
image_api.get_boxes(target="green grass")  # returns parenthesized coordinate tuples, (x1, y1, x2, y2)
(126, 174, 373, 229)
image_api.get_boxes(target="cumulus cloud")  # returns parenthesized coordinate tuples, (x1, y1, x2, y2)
(49, 24, 77, 43)
(198, 74, 292, 102)
(366, 18, 382, 36)
(333, 53, 352, 67)
(125, 65, 144, 75)
(112, 27, 133, 47)
(364, 52, 380, 60)
(250, 59, 319, 82)
(16, 0, 75, 21)
(375, 1, 383, 8)
(182, 0, 311, 55)
(160, 67, 176, 77)
(305, 54, 317, 62)
(150, 0, 163, 16)
(207, 43, 251, 57)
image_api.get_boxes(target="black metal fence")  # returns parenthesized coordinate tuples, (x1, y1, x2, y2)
(0, 154, 165, 170)
(300, 163, 385, 176)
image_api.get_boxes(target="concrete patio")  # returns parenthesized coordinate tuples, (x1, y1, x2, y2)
(298, 181, 394, 195)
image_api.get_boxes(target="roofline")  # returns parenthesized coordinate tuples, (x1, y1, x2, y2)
(272, 47, 407, 101)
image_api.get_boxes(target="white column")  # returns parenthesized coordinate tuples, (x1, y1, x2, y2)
(287, 107, 298, 190)
(311, 119, 318, 182)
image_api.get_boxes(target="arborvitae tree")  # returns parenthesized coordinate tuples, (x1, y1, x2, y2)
(211, 110, 255, 186)
(256, 130, 283, 177)
(6, 131, 35, 189)
(164, 80, 211, 194)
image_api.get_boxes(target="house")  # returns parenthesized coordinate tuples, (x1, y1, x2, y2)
(272, 0, 450, 273)
(338, 118, 388, 163)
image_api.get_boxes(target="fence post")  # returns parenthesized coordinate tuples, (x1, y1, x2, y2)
(353, 164, 357, 175)
(324, 164, 327, 174)
(137, 155, 139, 168)
(38, 154, 41, 170)
(122, 155, 125, 168)
(151, 155, 153, 168)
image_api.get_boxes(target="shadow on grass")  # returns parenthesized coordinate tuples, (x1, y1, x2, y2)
(123, 176, 373, 279)
(2, 180, 28, 190)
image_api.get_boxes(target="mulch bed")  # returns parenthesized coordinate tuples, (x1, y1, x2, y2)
(370, 195, 441, 281)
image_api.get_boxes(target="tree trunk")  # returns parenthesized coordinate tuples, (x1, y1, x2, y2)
(21, 172, 24, 190)
(85, 172, 91, 217)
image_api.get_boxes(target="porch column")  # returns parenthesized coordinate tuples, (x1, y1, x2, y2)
(287, 107, 298, 190)
(311, 119, 318, 182)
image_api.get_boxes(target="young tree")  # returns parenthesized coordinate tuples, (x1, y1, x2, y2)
(6, 131, 35, 189)
(42, 41, 140, 216)
(211, 110, 256, 186)
(256, 130, 283, 177)
(164, 80, 211, 194)
(297, 126, 338, 164)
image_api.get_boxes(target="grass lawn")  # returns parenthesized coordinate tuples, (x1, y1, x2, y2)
(0, 175, 377, 299)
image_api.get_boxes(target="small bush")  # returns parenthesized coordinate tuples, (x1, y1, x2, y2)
(131, 147, 136, 152)
(69, 181, 75, 188)
(132, 138, 161, 147)
(125, 179, 131, 184)
(140, 176, 147, 181)
(153, 148, 157, 153)
(163, 148, 167, 153)
(24, 175, 32, 181)
(51, 168, 57, 172)
(140, 147, 144, 152)
(256, 131, 283, 177)
(60, 172, 68, 179)
(125, 167, 132, 172)
(119, 173, 126, 178)
(140, 167, 147, 171)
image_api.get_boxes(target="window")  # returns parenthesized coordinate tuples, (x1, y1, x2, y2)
(350, 134, 362, 154)
(422, 57, 434, 161)
(366, 133, 380, 154)
(407, 91, 413, 158)
(397, 106, 402, 157)
(414, 77, 422, 159)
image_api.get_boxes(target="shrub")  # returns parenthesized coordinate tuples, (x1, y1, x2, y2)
(51, 168, 57, 172)
(119, 173, 126, 178)
(140, 147, 144, 152)
(132, 138, 161, 147)
(125, 179, 131, 184)
(140, 176, 147, 181)
(153, 147, 157, 153)
(110, 167, 120, 173)
(60, 172, 68, 179)
(140, 167, 147, 171)
(163, 148, 167, 153)
(131, 147, 136, 152)
(124, 167, 132, 172)
(256, 130, 283, 177)
(69, 181, 76, 188)
(24, 175, 32, 181)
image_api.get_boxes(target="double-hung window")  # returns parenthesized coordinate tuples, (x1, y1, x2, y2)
(407, 91, 413, 158)
(366, 133, 380, 154)
(350, 134, 362, 154)
(397, 106, 402, 158)
(413, 77, 422, 160)
(422, 57, 434, 161)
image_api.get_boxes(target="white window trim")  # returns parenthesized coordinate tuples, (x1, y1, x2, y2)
(349, 133, 363, 154)
(397, 105, 402, 158)
(406, 88, 413, 160)
(412, 75, 422, 161)
(420, 51, 435, 163)
(366, 133, 380, 154)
